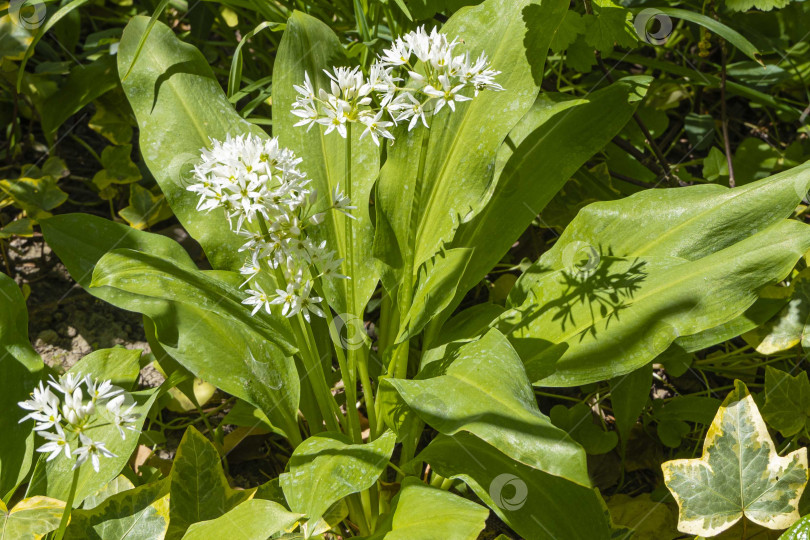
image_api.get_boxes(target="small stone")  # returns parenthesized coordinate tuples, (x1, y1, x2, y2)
(61, 326, 77, 338)
(37, 329, 59, 345)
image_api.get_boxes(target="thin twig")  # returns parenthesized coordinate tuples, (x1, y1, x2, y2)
(609, 170, 657, 188)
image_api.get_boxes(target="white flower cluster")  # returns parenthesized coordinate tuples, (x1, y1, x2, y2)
(188, 134, 352, 321)
(18, 373, 139, 472)
(292, 26, 503, 144)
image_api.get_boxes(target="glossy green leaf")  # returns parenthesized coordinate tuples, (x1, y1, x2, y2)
(0, 497, 65, 540)
(500, 163, 810, 386)
(584, 0, 636, 52)
(782, 514, 810, 539)
(662, 380, 809, 536)
(280, 430, 395, 536)
(272, 11, 380, 317)
(0, 273, 43, 500)
(419, 432, 613, 539)
(119, 16, 266, 270)
(366, 477, 488, 540)
(64, 479, 170, 540)
(0, 176, 68, 219)
(41, 214, 301, 442)
(167, 427, 254, 540)
(743, 269, 810, 354)
(443, 77, 649, 329)
(182, 499, 301, 540)
(384, 329, 590, 486)
(118, 184, 172, 230)
(762, 366, 810, 438)
(649, 8, 762, 64)
(82, 475, 135, 510)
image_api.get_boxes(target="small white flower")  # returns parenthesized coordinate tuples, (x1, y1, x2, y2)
(423, 75, 471, 113)
(242, 283, 273, 316)
(270, 283, 301, 318)
(18, 382, 59, 423)
(332, 185, 357, 219)
(73, 434, 116, 473)
(359, 111, 394, 147)
(48, 373, 82, 395)
(107, 395, 140, 438)
(298, 281, 324, 322)
(37, 425, 71, 461)
(84, 375, 124, 402)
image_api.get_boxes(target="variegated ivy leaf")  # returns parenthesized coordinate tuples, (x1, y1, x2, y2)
(662, 380, 808, 536)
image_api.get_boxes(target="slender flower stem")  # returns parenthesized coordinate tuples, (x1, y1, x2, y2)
(255, 214, 340, 433)
(54, 467, 80, 540)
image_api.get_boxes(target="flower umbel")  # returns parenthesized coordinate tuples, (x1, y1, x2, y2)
(188, 134, 349, 320)
(18, 373, 139, 472)
(291, 25, 503, 143)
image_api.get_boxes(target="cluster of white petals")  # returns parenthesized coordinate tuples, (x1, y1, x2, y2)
(188, 134, 351, 321)
(292, 26, 503, 144)
(19, 373, 138, 472)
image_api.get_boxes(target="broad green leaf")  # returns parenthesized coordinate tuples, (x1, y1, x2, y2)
(762, 366, 810, 438)
(501, 163, 810, 386)
(272, 11, 380, 317)
(0, 497, 65, 540)
(64, 479, 170, 540)
(39, 55, 119, 140)
(0, 273, 43, 500)
(366, 477, 488, 540)
(584, 0, 637, 52)
(384, 329, 590, 486)
(82, 475, 135, 510)
(662, 380, 809, 536)
(782, 514, 810, 539)
(91, 249, 294, 351)
(41, 214, 301, 442)
(374, 0, 568, 310)
(443, 77, 649, 331)
(606, 494, 678, 540)
(119, 16, 266, 270)
(549, 403, 618, 455)
(68, 347, 141, 390)
(182, 499, 301, 540)
(609, 364, 651, 448)
(0, 176, 68, 219)
(743, 269, 810, 354)
(92, 145, 142, 190)
(119, 184, 172, 230)
(167, 427, 254, 540)
(280, 430, 395, 536)
(419, 433, 613, 539)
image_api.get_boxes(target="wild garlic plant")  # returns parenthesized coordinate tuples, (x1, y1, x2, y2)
(291, 25, 503, 144)
(18, 373, 138, 472)
(187, 134, 353, 322)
